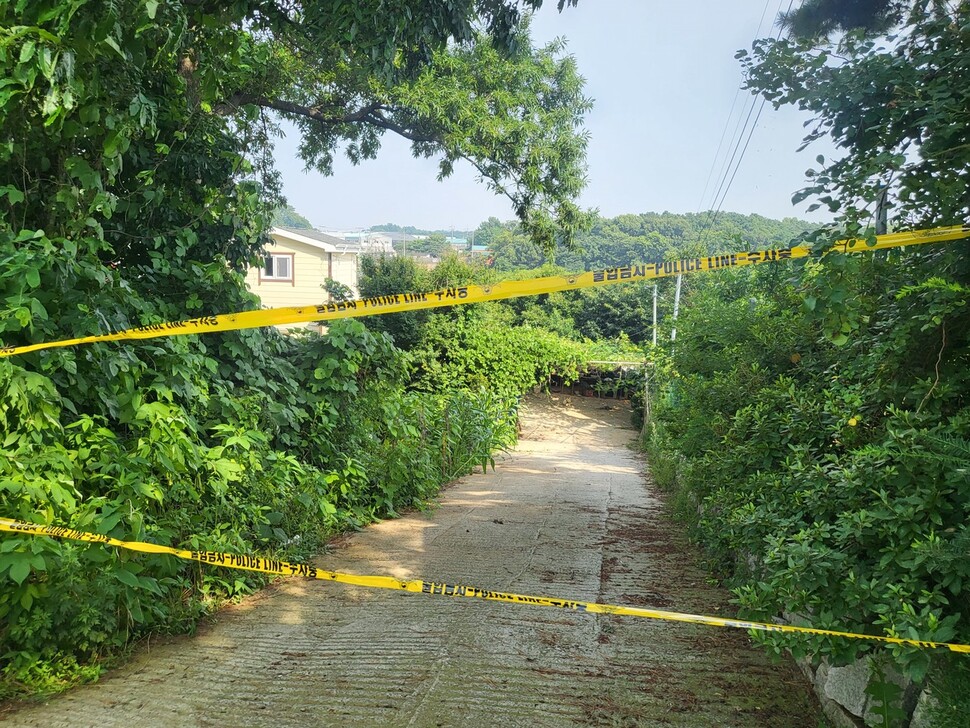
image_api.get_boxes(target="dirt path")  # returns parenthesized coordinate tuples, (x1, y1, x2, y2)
(4, 395, 820, 727)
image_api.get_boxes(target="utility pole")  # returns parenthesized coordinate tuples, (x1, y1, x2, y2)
(670, 274, 683, 346)
(652, 284, 658, 347)
(875, 185, 889, 235)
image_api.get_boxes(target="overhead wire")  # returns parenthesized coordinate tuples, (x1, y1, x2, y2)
(708, 97, 769, 229)
(696, 0, 775, 213)
(702, 0, 795, 230)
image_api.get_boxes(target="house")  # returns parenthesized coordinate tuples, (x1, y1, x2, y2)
(245, 227, 360, 326)
(358, 233, 395, 255)
(327, 230, 397, 254)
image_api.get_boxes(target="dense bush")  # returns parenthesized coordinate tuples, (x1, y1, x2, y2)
(0, 307, 527, 697)
(411, 306, 589, 397)
(643, 253, 970, 684)
(0, 0, 594, 699)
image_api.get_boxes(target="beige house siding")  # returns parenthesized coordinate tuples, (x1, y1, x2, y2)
(329, 252, 358, 294)
(245, 228, 359, 330)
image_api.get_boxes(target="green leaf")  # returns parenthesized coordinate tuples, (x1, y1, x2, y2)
(113, 568, 141, 588)
(0, 185, 25, 204)
(103, 36, 125, 58)
(9, 558, 30, 585)
(19, 40, 36, 65)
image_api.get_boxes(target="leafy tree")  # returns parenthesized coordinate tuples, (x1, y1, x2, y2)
(273, 205, 314, 229)
(357, 255, 431, 350)
(742, 2, 970, 232)
(424, 233, 450, 258)
(214, 9, 592, 249)
(472, 216, 515, 249)
(778, 0, 910, 37)
(637, 5, 970, 711)
(323, 277, 354, 302)
(740, 1, 970, 344)
(490, 228, 547, 270)
(0, 0, 594, 695)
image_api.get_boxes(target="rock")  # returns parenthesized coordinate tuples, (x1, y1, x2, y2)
(796, 658, 861, 728)
(822, 655, 918, 726)
(824, 659, 871, 718)
(908, 688, 937, 728)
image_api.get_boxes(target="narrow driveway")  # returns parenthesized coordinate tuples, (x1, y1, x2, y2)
(5, 395, 819, 726)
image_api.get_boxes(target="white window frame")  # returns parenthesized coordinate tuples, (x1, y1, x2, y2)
(260, 253, 294, 283)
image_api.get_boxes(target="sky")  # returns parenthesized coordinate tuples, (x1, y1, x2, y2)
(274, 0, 837, 232)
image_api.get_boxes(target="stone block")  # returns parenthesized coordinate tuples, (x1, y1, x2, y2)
(909, 688, 938, 728)
(824, 659, 871, 718)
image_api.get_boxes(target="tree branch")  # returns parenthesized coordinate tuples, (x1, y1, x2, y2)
(221, 93, 439, 144)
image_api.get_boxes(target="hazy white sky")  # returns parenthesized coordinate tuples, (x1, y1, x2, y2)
(275, 0, 836, 231)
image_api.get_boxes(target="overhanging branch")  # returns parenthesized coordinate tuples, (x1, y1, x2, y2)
(221, 93, 438, 144)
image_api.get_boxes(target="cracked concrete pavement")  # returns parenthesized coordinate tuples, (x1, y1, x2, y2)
(3, 394, 820, 727)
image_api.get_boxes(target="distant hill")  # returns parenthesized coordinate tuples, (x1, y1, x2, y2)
(488, 211, 817, 271)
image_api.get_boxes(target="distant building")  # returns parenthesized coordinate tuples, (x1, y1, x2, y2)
(245, 226, 360, 329)
(327, 230, 427, 255)
(356, 233, 394, 254)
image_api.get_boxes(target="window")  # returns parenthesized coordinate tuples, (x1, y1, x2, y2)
(260, 253, 293, 282)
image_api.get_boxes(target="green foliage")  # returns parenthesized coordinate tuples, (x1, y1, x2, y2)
(323, 278, 354, 303)
(742, 4, 970, 231)
(644, 246, 970, 684)
(357, 254, 433, 350)
(273, 205, 314, 230)
(778, 0, 909, 38)
(422, 233, 451, 258)
(257, 14, 592, 248)
(411, 306, 589, 398)
(0, 317, 521, 696)
(0, 0, 593, 700)
(865, 660, 907, 727)
(639, 8, 970, 700)
(482, 211, 812, 349)
(927, 656, 970, 727)
(385, 23, 593, 248)
(488, 210, 812, 273)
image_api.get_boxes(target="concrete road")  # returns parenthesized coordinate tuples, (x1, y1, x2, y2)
(4, 395, 820, 727)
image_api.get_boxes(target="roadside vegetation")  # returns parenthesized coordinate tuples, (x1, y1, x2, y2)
(642, 2, 970, 721)
(1, 0, 968, 722)
(0, 0, 594, 698)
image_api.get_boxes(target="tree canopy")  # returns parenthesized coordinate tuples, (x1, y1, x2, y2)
(746, 1, 970, 232)
(273, 204, 313, 229)
(778, 0, 910, 37)
(0, 0, 596, 696)
(0, 0, 589, 279)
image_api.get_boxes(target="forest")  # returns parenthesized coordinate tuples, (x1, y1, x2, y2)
(0, 0, 968, 724)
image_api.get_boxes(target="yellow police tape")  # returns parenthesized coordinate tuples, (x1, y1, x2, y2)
(2, 517, 967, 653)
(1, 224, 968, 359)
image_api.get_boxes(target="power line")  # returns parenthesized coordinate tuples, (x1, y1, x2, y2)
(702, 0, 794, 230)
(705, 92, 765, 225)
(697, 0, 775, 213)
(709, 96, 768, 229)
